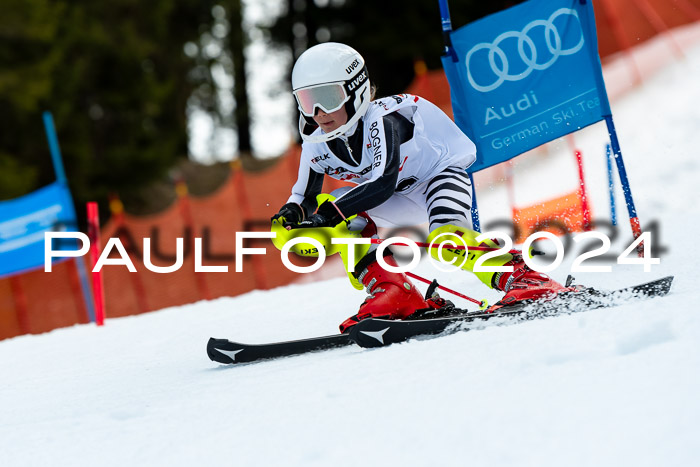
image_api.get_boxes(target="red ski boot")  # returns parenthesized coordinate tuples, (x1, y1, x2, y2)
(488, 256, 579, 312)
(339, 253, 432, 334)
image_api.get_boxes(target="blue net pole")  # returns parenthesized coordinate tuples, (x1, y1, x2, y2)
(42, 111, 97, 323)
(438, 0, 457, 61)
(606, 143, 617, 226)
(42, 112, 68, 184)
(605, 115, 641, 238)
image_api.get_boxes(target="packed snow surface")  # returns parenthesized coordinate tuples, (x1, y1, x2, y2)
(2, 43, 700, 467)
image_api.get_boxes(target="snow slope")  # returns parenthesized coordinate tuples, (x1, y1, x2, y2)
(2, 43, 700, 467)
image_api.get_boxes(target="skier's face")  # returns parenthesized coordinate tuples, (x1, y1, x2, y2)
(313, 106, 348, 134)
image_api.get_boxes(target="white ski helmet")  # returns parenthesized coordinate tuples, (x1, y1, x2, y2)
(292, 42, 371, 143)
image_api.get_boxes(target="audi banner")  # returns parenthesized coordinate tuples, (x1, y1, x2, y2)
(0, 181, 78, 278)
(442, 0, 611, 172)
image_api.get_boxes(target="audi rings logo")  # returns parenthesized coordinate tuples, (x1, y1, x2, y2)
(466, 8, 585, 93)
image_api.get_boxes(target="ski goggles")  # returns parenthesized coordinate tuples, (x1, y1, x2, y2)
(294, 83, 350, 117)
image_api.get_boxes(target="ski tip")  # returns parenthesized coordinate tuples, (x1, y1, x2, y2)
(207, 337, 238, 364)
(206, 337, 221, 362)
(643, 275, 674, 297)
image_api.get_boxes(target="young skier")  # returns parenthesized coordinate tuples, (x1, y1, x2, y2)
(272, 42, 575, 333)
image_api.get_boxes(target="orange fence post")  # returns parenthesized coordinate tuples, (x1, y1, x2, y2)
(675, 0, 700, 21)
(599, 0, 643, 85)
(231, 160, 269, 290)
(108, 194, 150, 313)
(9, 275, 30, 334)
(413, 59, 436, 102)
(175, 179, 212, 301)
(635, 0, 685, 59)
(67, 259, 90, 323)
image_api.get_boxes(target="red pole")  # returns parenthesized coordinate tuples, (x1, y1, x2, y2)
(87, 202, 105, 326)
(370, 237, 498, 252)
(574, 149, 592, 231)
(505, 161, 520, 239)
(506, 161, 517, 218)
(405, 271, 485, 308)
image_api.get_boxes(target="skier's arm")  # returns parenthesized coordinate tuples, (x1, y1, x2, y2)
(280, 152, 325, 222)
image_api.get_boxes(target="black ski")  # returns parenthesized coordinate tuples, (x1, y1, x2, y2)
(207, 276, 673, 364)
(207, 334, 353, 365)
(349, 275, 675, 348)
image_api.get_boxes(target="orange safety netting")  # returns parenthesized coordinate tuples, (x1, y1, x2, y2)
(0, 147, 353, 340)
(512, 190, 592, 244)
(99, 148, 311, 319)
(0, 260, 89, 338)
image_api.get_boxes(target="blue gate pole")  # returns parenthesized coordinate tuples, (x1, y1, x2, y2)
(468, 172, 481, 232)
(438, 0, 457, 61)
(43, 111, 97, 323)
(605, 115, 643, 249)
(605, 143, 617, 226)
(43, 112, 68, 184)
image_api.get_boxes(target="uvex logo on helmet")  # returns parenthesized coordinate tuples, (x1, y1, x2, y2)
(347, 70, 367, 91)
(345, 59, 360, 74)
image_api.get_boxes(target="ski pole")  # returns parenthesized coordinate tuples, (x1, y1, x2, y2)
(370, 238, 543, 256)
(404, 271, 487, 309)
(371, 237, 482, 251)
